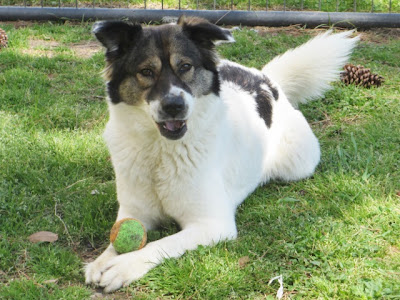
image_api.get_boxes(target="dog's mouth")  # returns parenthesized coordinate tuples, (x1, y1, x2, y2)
(156, 120, 187, 140)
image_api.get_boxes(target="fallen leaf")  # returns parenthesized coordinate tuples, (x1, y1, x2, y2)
(28, 231, 58, 243)
(43, 279, 58, 284)
(396, 191, 400, 197)
(238, 256, 250, 268)
(277, 197, 300, 203)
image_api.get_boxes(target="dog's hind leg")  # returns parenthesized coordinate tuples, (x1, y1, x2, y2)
(263, 106, 320, 183)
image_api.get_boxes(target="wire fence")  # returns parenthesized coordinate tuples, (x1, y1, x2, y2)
(1, 0, 399, 28)
(0, 0, 398, 13)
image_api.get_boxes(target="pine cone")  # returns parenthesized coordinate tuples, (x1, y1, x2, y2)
(341, 64, 384, 88)
(0, 27, 8, 49)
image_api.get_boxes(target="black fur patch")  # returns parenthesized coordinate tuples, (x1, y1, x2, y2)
(219, 65, 279, 128)
(93, 21, 142, 62)
(180, 19, 225, 96)
(106, 62, 127, 104)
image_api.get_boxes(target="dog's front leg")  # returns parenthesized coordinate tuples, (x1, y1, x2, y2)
(96, 219, 237, 293)
(84, 203, 158, 288)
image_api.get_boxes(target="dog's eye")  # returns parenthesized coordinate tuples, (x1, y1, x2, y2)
(140, 69, 154, 77)
(179, 63, 192, 73)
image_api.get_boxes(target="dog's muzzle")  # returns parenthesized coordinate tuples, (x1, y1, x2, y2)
(156, 95, 188, 140)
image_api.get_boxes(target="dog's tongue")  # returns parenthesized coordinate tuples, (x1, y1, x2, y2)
(164, 121, 183, 132)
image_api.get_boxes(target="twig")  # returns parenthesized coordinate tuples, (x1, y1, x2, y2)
(54, 198, 74, 245)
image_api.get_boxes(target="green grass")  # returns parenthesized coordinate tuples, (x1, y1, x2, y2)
(2, 0, 400, 13)
(0, 22, 399, 299)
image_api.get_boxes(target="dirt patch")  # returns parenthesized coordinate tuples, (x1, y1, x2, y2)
(387, 245, 400, 257)
(7, 21, 400, 59)
(70, 40, 102, 58)
(21, 38, 101, 58)
(252, 25, 360, 39)
(1, 20, 34, 28)
(29, 39, 60, 48)
(359, 28, 400, 43)
(254, 25, 321, 38)
(20, 39, 58, 57)
(254, 26, 400, 44)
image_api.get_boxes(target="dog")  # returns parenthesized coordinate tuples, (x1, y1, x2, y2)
(85, 16, 358, 292)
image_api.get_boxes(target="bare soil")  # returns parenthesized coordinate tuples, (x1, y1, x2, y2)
(21, 38, 101, 58)
(255, 25, 400, 43)
(3, 21, 399, 59)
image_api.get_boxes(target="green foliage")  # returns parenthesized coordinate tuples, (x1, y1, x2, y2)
(1, 279, 91, 300)
(2, 0, 400, 12)
(0, 22, 399, 299)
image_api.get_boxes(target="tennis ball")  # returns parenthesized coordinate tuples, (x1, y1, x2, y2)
(110, 218, 147, 254)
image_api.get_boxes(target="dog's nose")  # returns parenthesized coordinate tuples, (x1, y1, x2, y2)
(162, 95, 185, 118)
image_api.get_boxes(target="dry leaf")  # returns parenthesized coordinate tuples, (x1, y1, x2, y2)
(28, 231, 58, 243)
(43, 279, 58, 284)
(396, 191, 400, 197)
(90, 293, 105, 299)
(238, 256, 250, 268)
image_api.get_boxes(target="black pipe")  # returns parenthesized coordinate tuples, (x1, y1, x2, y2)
(0, 7, 399, 28)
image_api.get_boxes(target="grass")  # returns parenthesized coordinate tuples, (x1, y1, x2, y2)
(1, 0, 400, 13)
(0, 21, 399, 299)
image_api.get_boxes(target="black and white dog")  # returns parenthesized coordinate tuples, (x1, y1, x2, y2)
(85, 17, 358, 292)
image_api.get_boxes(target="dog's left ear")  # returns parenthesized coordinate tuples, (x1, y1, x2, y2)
(178, 16, 235, 49)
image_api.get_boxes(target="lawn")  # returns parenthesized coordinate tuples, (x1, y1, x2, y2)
(0, 21, 399, 299)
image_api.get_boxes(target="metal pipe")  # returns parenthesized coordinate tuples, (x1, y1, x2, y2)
(0, 7, 399, 28)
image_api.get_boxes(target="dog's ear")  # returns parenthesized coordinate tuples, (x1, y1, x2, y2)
(92, 21, 142, 60)
(178, 16, 234, 49)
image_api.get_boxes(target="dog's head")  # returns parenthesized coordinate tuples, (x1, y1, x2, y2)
(93, 17, 233, 140)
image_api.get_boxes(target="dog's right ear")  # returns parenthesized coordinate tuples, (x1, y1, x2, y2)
(178, 16, 235, 50)
(92, 21, 142, 60)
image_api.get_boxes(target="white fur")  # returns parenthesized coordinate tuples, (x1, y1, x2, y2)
(262, 30, 359, 107)
(85, 30, 358, 292)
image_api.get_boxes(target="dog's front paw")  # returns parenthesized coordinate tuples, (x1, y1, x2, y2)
(98, 252, 152, 293)
(85, 260, 103, 285)
(84, 245, 118, 286)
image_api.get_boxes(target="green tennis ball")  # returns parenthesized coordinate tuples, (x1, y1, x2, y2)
(110, 218, 147, 254)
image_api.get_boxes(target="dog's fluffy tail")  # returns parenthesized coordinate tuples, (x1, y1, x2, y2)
(262, 30, 359, 107)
